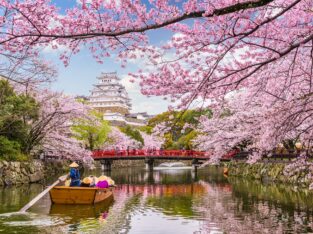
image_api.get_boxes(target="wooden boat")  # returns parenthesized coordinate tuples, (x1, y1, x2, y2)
(49, 186, 114, 204)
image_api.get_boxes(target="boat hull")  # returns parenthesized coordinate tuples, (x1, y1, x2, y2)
(49, 186, 114, 204)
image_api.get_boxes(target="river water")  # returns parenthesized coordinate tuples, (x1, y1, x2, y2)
(0, 166, 313, 233)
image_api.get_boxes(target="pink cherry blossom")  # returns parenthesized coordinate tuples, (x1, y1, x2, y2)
(102, 127, 141, 150)
(13, 81, 93, 163)
(0, 1, 313, 173)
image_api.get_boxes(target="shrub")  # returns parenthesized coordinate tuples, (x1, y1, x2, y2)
(0, 136, 27, 161)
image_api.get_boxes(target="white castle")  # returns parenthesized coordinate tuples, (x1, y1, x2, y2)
(88, 72, 151, 126)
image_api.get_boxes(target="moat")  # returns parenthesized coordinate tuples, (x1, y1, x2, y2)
(0, 167, 313, 233)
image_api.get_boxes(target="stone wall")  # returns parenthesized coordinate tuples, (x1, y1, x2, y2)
(223, 161, 313, 187)
(0, 160, 67, 186)
(96, 106, 129, 115)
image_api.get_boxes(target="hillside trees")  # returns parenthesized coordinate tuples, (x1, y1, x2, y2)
(149, 109, 211, 149)
(102, 127, 141, 150)
(118, 125, 164, 149)
(119, 125, 144, 145)
(140, 130, 164, 150)
(0, 79, 38, 160)
(72, 110, 111, 150)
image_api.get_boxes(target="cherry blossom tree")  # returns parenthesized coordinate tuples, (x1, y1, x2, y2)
(102, 127, 163, 150)
(33, 90, 93, 163)
(102, 127, 141, 150)
(140, 131, 164, 150)
(0, 0, 311, 102)
(0, 55, 55, 86)
(0, 0, 312, 164)
(14, 82, 93, 162)
(195, 86, 313, 164)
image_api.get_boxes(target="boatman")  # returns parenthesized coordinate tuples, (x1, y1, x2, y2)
(69, 162, 81, 187)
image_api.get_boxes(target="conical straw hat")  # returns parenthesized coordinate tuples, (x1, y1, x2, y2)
(69, 162, 79, 168)
(98, 175, 108, 181)
(107, 178, 115, 186)
(83, 177, 91, 184)
(88, 176, 98, 184)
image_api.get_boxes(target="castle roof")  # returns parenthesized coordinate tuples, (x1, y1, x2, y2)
(96, 72, 119, 80)
(89, 72, 132, 113)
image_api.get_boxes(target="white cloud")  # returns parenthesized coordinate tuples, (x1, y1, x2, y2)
(120, 74, 137, 91)
(120, 73, 169, 115)
(41, 41, 70, 54)
(172, 32, 185, 39)
(132, 99, 168, 114)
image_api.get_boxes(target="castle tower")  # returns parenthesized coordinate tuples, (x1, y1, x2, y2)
(89, 72, 131, 123)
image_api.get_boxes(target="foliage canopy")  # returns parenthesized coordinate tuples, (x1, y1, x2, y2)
(148, 109, 212, 149)
(71, 110, 111, 150)
(0, 80, 39, 160)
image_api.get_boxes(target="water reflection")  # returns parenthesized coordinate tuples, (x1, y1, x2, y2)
(0, 184, 44, 214)
(49, 196, 113, 223)
(195, 179, 313, 233)
(110, 168, 197, 185)
(0, 167, 313, 233)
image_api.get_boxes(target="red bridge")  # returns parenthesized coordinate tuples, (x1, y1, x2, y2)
(92, 149, 238, 171)
(92, 149, 211, 160)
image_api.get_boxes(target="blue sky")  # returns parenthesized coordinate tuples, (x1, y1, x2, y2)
(46, 0, 174, 115)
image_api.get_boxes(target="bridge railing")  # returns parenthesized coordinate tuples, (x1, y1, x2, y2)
(92, 149, 209, 159)
(93, 148, 313, 160)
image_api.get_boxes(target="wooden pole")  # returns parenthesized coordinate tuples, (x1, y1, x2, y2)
(19, 175, 67, 213)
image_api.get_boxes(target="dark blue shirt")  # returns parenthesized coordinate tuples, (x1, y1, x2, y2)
(69, 168, 80, 186)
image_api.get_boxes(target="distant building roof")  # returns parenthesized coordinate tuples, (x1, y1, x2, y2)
(96, 72, 119, 80)
(125, 112, 154, 120)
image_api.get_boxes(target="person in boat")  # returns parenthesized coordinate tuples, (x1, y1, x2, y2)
(107, 177, 115, 187)
(96, 175, 109, 189)
(89, 175, 97, 187)
(80, 177, 91, 187)
(69, 162, 81, 187)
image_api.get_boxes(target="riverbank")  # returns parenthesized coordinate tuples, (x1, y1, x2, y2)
(222, 161, 313, 188)
(4, 159, 309, 187)
(0, 160, 67, 186)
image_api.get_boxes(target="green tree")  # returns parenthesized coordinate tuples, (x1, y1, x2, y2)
(119, 125, 144, 145)
(0, 80, 39, 160)
(175, 130, 198, 150)
(148, 109, 211, 150)
(138, 125, 153, 134)
(71, 110, 111, 150)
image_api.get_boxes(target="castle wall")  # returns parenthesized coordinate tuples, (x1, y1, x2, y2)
(95, 106, 129, 115)
(89, 72, 148, 127)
